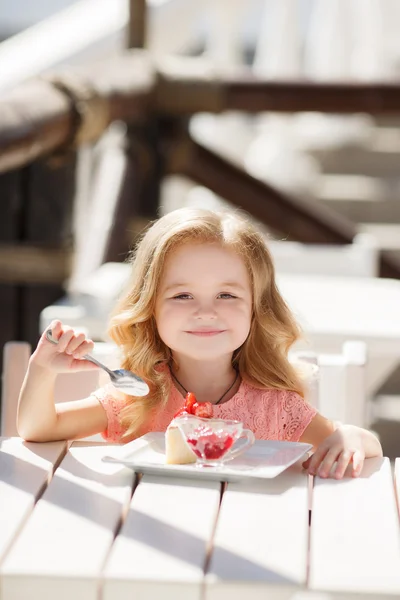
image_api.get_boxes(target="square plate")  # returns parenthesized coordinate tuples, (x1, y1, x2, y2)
(102, 433, 312, 481)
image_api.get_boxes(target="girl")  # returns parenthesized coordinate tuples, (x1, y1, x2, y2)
(17, 208, 382, 479)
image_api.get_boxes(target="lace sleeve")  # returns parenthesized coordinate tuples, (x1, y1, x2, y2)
(278, 390, 317, 442)
(90, 385, 128, 442)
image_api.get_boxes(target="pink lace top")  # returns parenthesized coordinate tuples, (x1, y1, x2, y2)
(91, 372, 317, 444)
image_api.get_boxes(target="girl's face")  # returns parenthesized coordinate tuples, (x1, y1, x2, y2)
(155, 242, 252, 361)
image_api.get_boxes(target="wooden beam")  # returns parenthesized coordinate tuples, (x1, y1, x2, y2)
(3, 51, 400, 174)
(0, 81, 73, 174)
(165, 131, 400, 278)
(166, 131, 355, 244)
(0, 51, 155, 174)
(223, 80, 400, 114)
(0, 245, 71, 284)
(156, 58, 400, 115)
(379, 252, 400, 279)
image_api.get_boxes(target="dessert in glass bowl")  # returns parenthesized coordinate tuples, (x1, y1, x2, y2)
(175, 415, 255, 467)
(165, 392, 254, 466)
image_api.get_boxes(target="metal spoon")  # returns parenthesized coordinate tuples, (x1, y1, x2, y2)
(45, 329, 149, 396)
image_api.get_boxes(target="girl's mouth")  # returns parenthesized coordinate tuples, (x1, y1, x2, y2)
(185, 330, 226, 337)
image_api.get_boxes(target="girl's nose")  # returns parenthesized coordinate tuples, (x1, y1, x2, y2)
(194, 302, 217, 319)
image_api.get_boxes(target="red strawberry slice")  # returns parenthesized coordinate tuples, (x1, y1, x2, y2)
(194, 401, 213, 418)
(175, 393, 214, 419)
(184, 392, 197, 414)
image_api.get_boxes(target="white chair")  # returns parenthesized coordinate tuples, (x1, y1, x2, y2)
(318, 341, 368, 428)
(289, 350, 318, 406)
(1, 341, 119, 439)
(291, 341, 368, 427)
(1, 342, 32, 438)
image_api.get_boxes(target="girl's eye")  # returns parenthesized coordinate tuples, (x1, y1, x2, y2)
(172, 294, 192, 300)
(218, 293, 237, 299)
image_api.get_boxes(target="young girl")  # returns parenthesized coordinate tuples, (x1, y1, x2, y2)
(17, 207, 382, 479)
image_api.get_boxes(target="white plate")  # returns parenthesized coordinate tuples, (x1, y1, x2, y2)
(102, 432, 312, 481)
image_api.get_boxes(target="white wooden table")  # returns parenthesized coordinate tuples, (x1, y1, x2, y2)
(1, 437, 400, 600)
(276, 274, 400, 398)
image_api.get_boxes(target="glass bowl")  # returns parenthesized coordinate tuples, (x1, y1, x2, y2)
(174, 415, 255, 467)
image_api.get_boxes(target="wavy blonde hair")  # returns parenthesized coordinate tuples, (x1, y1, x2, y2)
(108, 207, 305, 436)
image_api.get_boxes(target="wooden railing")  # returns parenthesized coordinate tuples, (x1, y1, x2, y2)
(3, 53, 400, 167)
(2, 53, 400, 270)
(2, 0, 400, 364)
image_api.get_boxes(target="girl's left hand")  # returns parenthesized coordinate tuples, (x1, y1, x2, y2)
(302, 425, 365, 479)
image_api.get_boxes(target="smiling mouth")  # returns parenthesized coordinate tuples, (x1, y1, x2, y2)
(185, 330, 226, 337)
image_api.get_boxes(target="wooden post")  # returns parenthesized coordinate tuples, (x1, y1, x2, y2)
(0, 171, 22, 374)
(104, 119, 164, 262)
(128, 0, 147, 49)
(120, 1, 161, 254)
(19, 157, 76, 348)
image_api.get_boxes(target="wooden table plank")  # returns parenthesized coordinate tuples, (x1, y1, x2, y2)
(102, 474, 221, 600)
(1, 442, 134, 600)
(0, 437, 66, 565)
(205, 462, 310, 600)
(309, 457, 400, 595)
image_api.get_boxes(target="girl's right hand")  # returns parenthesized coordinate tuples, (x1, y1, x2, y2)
(31, 320, 99, 374)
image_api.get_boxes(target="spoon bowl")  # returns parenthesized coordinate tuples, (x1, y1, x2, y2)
(45, 329, 149, 396)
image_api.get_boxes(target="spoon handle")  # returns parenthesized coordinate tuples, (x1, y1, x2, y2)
(81, 353, 114, 376)
(45, 329, 114, 377)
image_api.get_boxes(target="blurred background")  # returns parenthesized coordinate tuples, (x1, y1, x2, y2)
(2, 0, 400, 454)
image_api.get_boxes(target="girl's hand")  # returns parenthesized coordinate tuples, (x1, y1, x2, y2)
(302, 425, 365, 479)
(31, 320, 98, 374)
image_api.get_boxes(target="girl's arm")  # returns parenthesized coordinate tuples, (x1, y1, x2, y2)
(300, 413, 383, 479)
(299, 413, 336, 448)
(17, 321, 108, 442)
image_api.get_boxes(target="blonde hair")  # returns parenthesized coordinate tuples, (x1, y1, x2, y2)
(108, 208, 305, 436)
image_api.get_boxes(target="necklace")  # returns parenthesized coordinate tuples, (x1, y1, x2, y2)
(169, 368, 239, 405)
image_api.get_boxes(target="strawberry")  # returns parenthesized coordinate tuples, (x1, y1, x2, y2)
(174, 394, 214, 419)
(184, 392, 198, 414)
(194, 401, 213, 419)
